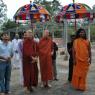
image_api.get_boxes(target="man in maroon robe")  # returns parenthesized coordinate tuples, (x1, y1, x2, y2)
(22, 30, 38, 93)
(38, 30, 53, 88)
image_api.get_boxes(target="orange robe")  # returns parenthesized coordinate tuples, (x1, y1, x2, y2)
(38, 37, 53, 81)
(23, 39, 38, 88)
(72, 38, 90, 91)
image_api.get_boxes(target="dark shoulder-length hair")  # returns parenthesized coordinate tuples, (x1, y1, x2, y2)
(75, 28, 87, 39)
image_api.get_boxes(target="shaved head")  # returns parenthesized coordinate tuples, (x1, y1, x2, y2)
(43, 29, 49, 38)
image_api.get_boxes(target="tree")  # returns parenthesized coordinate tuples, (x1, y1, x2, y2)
(93, 5, 95, 11)
(51, 0, 62, 15)
(34, 0, 62, 17)
(2, 19, 20, 31)
(34, 0, 43, 4)
(0, 0, 7, 25)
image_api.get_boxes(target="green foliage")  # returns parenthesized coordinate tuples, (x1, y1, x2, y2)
(0, 0, 7, 25)
(51, 0, 62, 15)
(1, 19, 20, 31)
(54, 30, 62, 38)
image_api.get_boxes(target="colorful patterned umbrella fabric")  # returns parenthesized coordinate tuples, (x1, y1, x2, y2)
(14, 2, 50, 22)
(55, 3, 92, 22)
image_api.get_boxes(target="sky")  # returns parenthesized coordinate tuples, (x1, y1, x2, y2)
(3, 0, 95, 19)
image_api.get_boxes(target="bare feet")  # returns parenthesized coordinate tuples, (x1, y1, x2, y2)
(44, 84, 52, 88)
(23, 87, 31, 94)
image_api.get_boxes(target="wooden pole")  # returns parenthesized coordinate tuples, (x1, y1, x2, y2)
(73, 0, 77, 31)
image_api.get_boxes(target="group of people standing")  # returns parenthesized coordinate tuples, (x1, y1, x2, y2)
(0, 29, 58, 95)
(0, 28, 91, 95)
(21, 29, 59, 93)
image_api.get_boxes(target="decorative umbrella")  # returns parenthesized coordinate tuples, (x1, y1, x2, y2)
(14, 1, 50, 31)
(55, 3, 92, 58)
(55, 3, 92, 22)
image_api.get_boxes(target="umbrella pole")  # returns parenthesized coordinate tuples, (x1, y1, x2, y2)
(72, 0, 77, 31)
(75, 18, 77, 31)
(64, 19, 68, 60)
(65, 19, 68, 54)
(32, 26, 33, 32)
(31, 22, 34, 32)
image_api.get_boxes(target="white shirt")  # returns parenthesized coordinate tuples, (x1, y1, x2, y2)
(0, 40, 2, 43)
(12, 38, 22, 52)
(34, 38, 39, 43)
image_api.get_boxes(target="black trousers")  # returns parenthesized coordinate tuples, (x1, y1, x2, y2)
(68, 58, 73, 82)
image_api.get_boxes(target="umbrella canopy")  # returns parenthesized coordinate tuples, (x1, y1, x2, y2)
(55, 3, 92, 22)
(14, 2, 50, 23)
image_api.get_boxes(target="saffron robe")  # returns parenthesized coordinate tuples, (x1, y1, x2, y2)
(23, 39, 38, 88)
(72, 38, 90, 90)
(38, 37, 53, 81)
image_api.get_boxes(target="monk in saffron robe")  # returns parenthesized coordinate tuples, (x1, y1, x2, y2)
(23, 30, 38, 92)
(38, 30, 53, 87)
(72, 28, 91, 91)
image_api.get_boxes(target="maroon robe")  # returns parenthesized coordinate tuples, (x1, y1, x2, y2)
(38, 37, 53, 81)
(23, 38, 38, 88)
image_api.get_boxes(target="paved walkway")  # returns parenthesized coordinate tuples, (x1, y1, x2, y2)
(10, 46, 95, 95)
